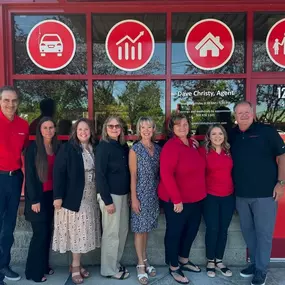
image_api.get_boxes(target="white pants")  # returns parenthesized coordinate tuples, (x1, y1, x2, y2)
(98, 194, 129, 276)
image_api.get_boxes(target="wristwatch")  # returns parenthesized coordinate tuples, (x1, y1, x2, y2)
(278, 180, 285, 186)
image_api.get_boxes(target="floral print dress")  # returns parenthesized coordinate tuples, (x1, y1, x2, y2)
(52, 147, 101, 253)
(131, 141, 161, 233)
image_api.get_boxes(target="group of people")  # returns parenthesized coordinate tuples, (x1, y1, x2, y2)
(0, 85, 284, 285)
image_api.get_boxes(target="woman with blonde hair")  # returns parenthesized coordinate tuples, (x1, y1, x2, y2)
(199, 124, 235, 278)
(95, 116, 130, 280)
(129, 117, 161, 284)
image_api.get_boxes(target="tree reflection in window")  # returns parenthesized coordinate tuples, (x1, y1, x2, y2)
(256, 84, 285, 132)
(171, 80, 245, 135)
(253, 13, 285, 72)
(13, 15, 87, 74)
(15, 80, 88, 135)
(94, 81, 165, 135)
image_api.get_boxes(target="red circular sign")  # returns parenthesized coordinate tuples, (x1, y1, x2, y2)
(26, 20, 76, 71)
(266, 18, 285, 68)
(105, 20, 155, 71)
(185, 19, 235, 70)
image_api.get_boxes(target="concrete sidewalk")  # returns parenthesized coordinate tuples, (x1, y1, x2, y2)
(4, 265, 285, 285)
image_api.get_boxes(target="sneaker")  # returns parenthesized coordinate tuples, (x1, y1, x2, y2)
(240, 264, 255, 278)
(251, 270, 267, 285)
(0, 266, 21, 281)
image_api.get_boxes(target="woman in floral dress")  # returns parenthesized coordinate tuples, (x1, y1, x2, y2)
(129, 117, 161, 285)
(52, 118, 101, 284)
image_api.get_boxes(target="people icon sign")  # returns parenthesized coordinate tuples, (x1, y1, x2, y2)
(266, 18, 285, 68)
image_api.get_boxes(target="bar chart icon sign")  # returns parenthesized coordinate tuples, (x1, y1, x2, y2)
(106, 20, 155, 71)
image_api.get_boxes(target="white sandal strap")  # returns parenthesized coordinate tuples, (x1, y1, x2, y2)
(137, 273, 148, 280)
(146, 266, 155, 273)
(137, 265, 146, 268)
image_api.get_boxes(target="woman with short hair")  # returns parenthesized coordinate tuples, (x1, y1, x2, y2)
(158, 114, 206, 285)
(129, 117, 161, 285)
(25, 117, 58, 283)
(52, 118, 101, 284)
(95, 116, 130, 280)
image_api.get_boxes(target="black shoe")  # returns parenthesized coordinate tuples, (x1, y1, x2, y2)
(251, 270, 267, 285)
(1, 266, 21, 281)
(240, 264, 255, 278)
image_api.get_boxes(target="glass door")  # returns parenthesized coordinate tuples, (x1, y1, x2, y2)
(252, 79, 285, 260)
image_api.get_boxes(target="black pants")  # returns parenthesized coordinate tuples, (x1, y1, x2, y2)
(0, 171, 23, 282)
(162, 200, 203, 267)
(25, 192, 54, 282)
(203, 194, 235, 260)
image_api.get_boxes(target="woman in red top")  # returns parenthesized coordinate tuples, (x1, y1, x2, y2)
(24, 117, 58, 282)
(199, 124, 235, 278)
(158, 114, 206, 285)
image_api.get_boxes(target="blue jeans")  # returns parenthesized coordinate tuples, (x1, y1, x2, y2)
(0, 171, 23, 282)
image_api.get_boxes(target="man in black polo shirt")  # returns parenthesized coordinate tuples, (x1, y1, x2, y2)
(230, 101, 285, 285)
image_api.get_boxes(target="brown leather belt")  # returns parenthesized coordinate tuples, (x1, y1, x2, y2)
(0, 169, 21, 176)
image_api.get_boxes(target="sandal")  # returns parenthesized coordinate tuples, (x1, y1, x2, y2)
(26, 276, 47, 283)
(107, 267, 130, 280)
(136, 265, 148, 284)
(179, 260, 201, 273)
(169, 267, 189, 284)
(206, 260, 216, 278)
(80, 266, 90, 278)
(46, 267, 54, 275)
(70, 266, 84, 284)
(143, 259, 156, 277)
(215, 260, 232, 277)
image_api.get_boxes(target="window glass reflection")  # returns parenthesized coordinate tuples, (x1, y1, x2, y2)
(13, 15, 87, 74)
(15, 80, 88, 135)
(94, 81, 165, 136)
(256, 84, 285, 133)
(253, 13, 285, 72)
(92, 14, 166, 75)
(171, 80, 245, 135)
(172, 13, 245, 74)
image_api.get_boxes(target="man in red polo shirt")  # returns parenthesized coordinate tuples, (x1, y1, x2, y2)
(0, 86, 29, 285)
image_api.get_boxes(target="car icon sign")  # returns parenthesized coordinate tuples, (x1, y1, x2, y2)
(40, 34, 63, 57)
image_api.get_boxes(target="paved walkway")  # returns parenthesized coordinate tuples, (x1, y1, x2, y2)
(4, 265, 285, 285)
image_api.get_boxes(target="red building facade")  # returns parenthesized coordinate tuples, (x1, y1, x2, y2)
(0, 0, 284, 260)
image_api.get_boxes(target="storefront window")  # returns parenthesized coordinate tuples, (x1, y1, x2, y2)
(172, 13, 245, 74)
(93, 81, 165, 135)
(256, 84, 285, 132)
(171, 79, 245, 135)
(13, 15, 87, 74)
(253, 13, 285, 72)
(15, 80, 88, 134)
(92, 14, 166, 75)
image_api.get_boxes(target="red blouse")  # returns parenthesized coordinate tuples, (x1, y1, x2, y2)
(43, 154, 55, 192)
(158, 137, 206, 204)
(199, 147, 234, 197)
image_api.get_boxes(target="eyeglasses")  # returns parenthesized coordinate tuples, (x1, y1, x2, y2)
(107, 124, 121, 130)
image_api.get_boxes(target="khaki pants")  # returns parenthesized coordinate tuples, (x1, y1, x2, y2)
(98, 194, 129, 276)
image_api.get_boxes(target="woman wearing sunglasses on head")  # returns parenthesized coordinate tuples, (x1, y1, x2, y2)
(95, 116, 130, 280)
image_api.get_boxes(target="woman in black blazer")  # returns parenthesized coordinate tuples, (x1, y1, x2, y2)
(24, 117, 58, 283)
(95, 116, 130, 280)
(52, 118, 101, 284)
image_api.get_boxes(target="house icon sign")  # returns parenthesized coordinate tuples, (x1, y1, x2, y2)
(195, 32, 224, 57)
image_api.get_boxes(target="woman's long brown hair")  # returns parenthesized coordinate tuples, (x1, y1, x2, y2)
(35, 117, 58, 183)
(204, 124, 230, 155)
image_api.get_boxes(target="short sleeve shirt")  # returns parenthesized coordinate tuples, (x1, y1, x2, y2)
(229, 123, 285, 198)
(0, 110, 29, 171)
